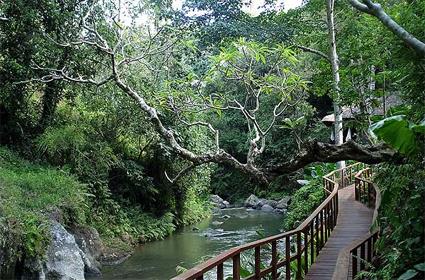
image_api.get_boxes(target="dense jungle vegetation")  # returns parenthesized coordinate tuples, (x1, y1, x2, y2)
(0, 0, 424, 279)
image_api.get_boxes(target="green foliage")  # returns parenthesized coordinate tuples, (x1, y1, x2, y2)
(283, 180, 324, 230)
(1, 1, 424, 278)
(283, 163, 336, 230)
(397, 269, 419, 280)
(372, 163, 425, 279)
(370, 115, 425, 156)
(0, 147, 87, 268)
(90, 203, 175, 243)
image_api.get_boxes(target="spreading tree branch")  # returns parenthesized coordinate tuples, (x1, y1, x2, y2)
(349, 0, 425, 56)
(26, 5, 401, 185)
(265, 140, 397, 178)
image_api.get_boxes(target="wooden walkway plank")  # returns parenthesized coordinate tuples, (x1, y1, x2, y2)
(305, 185, 373, 280)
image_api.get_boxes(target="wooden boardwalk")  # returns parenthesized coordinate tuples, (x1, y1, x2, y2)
(172, 164, 377, 280)
(305, 185, 374, 280)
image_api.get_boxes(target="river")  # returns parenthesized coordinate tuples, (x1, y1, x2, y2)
(99, 207, 284, 280)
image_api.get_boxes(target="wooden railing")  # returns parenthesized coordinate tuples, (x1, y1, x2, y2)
(171, 163, 365, 280)
(354, 168, 376, 208)
(349, 168, 381, 279)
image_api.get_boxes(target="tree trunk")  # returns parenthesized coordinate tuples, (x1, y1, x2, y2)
(327, 0, 345, 170)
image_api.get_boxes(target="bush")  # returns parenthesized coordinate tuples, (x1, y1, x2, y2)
(371, 163, 425, 279)
(283, 163, 335, 230)
(283, 179, 325, 230)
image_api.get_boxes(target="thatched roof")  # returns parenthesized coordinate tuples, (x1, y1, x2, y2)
(321, 94, 402, 123)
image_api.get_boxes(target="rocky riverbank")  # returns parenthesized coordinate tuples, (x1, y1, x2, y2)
(0, 220, 136, 280)
(210, 194, 291, 214)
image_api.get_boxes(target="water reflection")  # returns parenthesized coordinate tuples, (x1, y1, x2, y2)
(99, 207, 284, 280)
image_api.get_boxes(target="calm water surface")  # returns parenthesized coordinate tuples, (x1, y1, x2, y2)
(100, 208, 283, 280)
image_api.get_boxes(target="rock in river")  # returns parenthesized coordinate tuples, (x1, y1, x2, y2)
(261, 204, 274, 212)
(71, 225, 103, 277)
(276, 197, 291, 209)
(43, 222, 86, 280)
(244, 194, 260, 208)
(210, 194, 230, 209)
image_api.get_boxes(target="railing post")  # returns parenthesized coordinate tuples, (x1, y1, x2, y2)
(315, 216, 320, 257)
(360, 244, 366, 271)
(331, 197, 336, 229)
(285, 236, 291, 280)
(328, 203, 332, 236)
(304, 230, 309, 273)
(296, 232, 302, 280)
(334, 195, 337, 229)
(217, 264, 224, 280)
(334, 193, 338, 227)
(320, 210, 324, 249)
(310, 222, 314, 263)
(325, 205, 329, 241)
(352, 248, 358, 277)
(367, 182, 372, 208)
(255, 246, 260, 279)
(233, 253, 240, 280)
(367, 238, 372, 263)
(272, 241, 277, 279)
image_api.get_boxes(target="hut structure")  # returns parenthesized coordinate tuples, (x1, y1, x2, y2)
(321, 94, 402, 144)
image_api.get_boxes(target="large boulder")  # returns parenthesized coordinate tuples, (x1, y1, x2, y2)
(255, 198, 267, 209)
(43, 222, 85, 280)
(244, 194, 260, 208)
(296, 180, 310, 186)
(265, 200, 278, 208)
(261, 204, 274, 212)
(71, 226, 103, 277)
(210, 195, 230, 209)
(276, 197, 292, 209)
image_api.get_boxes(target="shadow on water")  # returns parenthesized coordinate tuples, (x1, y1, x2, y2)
(99, 207, 284, 280)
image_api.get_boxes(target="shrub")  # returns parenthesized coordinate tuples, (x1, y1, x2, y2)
(371, 163, 425, 279)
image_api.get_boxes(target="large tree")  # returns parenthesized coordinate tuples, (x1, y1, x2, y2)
(23, 1, 399, 184)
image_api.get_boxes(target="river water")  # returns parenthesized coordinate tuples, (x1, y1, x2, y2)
(99, 207, 284, 280)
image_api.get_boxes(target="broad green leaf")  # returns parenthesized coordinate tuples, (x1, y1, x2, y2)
(369, 115, 417, 155)
(414, 263, 425, 271)
(397, 269, 418, 280)
(411, 119, 425, 133)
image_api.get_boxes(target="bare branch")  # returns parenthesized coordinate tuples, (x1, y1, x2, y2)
(165, 163, 196, 184)
(292, 44, 331, 62)
(349, 0, 372, 14)
(16, 63, 114, 87)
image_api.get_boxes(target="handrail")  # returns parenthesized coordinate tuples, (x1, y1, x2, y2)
(333, 167, 381, 280)
(171, 163, 365, 280)
(350, 168, 381, 279)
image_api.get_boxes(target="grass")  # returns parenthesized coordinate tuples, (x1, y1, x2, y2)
(0, 146, 88, 266)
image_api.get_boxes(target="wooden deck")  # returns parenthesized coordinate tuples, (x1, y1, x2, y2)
(305, 185, 374, 280)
